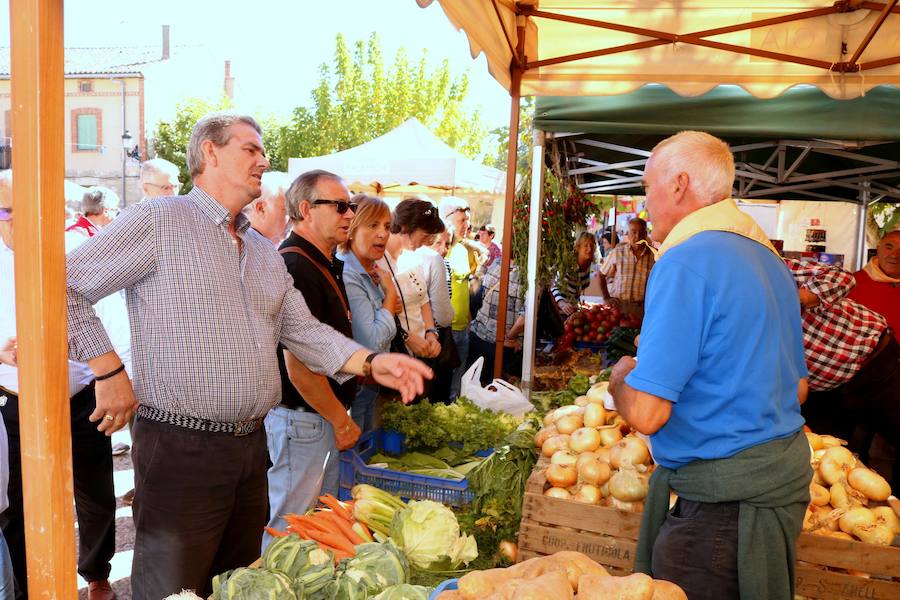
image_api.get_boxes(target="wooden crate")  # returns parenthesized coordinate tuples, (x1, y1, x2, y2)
(518, 465, 900, 599)
(517, 465, 641, 574)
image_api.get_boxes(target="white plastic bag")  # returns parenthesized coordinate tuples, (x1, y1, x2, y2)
(460, 357, 534, 418)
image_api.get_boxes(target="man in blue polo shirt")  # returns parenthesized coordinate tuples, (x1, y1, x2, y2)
(608, 131, 811, 600)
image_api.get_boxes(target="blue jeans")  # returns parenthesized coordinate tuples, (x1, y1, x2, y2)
(449, 327, 470, 400)
(262, 407, 338, 551)
(352, 385, 379, 434)
(0, 533, 12, 600)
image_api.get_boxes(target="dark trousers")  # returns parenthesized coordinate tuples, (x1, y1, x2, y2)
(130, 417, 268, 599)
(802, 333, 900, 488)
(467, 333, 523, 387)
(0, 384, 115, 599)
(651, 498, 740, 600)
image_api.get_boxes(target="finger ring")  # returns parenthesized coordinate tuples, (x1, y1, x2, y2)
(104, 414, 114, 422)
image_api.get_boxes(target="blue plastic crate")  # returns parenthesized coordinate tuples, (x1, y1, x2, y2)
(429, 579, 459, 599)
(573, 340, 609, 353)
(338, 430, 490, 506)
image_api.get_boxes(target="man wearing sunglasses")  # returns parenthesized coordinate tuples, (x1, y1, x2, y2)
(261, 169, 362, 551)
(65, 114, 431, 599)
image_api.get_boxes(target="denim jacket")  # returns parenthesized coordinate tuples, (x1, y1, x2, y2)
(337, 250, 396, 353)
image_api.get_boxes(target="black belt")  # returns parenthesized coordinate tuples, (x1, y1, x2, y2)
(137, 405, 263, 437)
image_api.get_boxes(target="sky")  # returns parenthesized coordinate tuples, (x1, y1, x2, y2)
(0, 0, 513, 131)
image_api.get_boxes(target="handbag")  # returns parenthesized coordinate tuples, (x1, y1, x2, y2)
(432, 326, 461, 371)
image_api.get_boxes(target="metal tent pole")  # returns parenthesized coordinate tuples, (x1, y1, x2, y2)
(521, 130, 546, 392)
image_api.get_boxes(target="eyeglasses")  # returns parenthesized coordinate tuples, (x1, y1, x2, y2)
(146, 182, 181, 194)
(312, 199, 357, 214)
(0, 207, 11, 222)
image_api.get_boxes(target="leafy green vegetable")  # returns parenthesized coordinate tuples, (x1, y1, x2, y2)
(568, 374, 590, 395)
(371, 584, 433, 600)
(368, 451, 485, 480)
(529, 389, 576, 415)
(261, 534, 332, 584)
(390, 500, 478, 571)
(351, 485, 407, 537)
(212, 567, 301, 600)
(323, 575, 368, 600)
(341, 542, 410, 594)
(381, 398, 519, 454)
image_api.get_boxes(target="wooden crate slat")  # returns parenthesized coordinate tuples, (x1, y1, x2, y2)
(795, 564, 899, 600)
(518, 522, 637, 571)
(521, 492, 643, 538)
(797, 533, 900, 577)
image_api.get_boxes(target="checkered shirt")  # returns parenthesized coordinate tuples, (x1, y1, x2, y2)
(786, 259, 887, 391)
(66, 186, 363, 422)
(605, 243, 655, 302)
(471, 261, 526, 342)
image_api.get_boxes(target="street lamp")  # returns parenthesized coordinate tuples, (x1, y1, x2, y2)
(121, 129, 132, 207)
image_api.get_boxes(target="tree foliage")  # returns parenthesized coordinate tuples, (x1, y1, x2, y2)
(151, 96, 233, 194)
(277, 33, 487, 162)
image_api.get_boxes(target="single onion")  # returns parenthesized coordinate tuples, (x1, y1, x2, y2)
(806, 431, 824, 451)
(847, 468, 891, 502)
(543, 410, 557, 427)
(609, 437, 651, 469)
(803, 504, 838, 532)
(574, 484, 602, 505)
(578, 457, 611, 487)
(499, 540, 518, 563)
(819, 435, 847, 448)
(546, 463, 578, 489)
(542, 434, 570, 457)
(811, 529, 854, 541)
(570, 427, 602, 453)
(583, 403, 606, 428)
(586, 382, 608, 403)
(838, 507, 875, 534)
(854, 523, 894, 545)
(597, 424, 623, 447)
(872, 506, 900, 534)
(609, 467, 649, 502)
(830, 482, 851, 510)
(534, 426, 558, 449)
(609, 496, 643, 512)
(594, 447, 611, 463)
(575, 395, 590, 407)
(551, 450, 578, 467)
(819, 446, 855, 486)
(576, 451, 602, 470)
(556, 414, 584, 435)
(544, 487, 572, 500)
(810, 483, 830, 507)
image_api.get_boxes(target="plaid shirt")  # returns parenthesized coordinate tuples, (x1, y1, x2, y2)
(604, 242, 655, 302)
(67, 187, 363, 422)
(786, 259, 887, 391)
(471, 261, 525, 342)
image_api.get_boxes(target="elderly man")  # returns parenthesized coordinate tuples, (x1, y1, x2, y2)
(477, 223, 501, 268)
(1, 171, 119, 600)
(65, 114, 430, 599)
(849, 230, 900, 343)
(262, 169, 362, 550)
(138, 158, 181, 200)
(608, 131, 810, 600)
(598, 217, 655, 318)
(243, 171, 290, 245)
(66, 187, 119, 238)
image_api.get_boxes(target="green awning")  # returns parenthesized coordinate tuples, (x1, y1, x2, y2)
(535, 85, 900, 140)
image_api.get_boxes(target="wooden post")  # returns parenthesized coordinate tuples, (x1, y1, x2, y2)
(493, 22, 527, 379)
(10, 0, 79, 596)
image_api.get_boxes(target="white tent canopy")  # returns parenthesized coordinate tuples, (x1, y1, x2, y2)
(421, 0, 900, 99)
(287, 118, 507, 194)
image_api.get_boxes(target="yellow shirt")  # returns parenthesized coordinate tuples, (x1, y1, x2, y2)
(448, 241, 477, 330)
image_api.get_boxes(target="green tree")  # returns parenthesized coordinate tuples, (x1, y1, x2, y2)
(279, 33, 487, 162)
(151, 95, 233, 194)
(488, 96, 535, 176)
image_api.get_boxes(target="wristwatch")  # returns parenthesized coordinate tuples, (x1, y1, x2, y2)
(362, 352, 380, 378)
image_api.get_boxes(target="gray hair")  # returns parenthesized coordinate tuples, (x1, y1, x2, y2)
(242, 171, 291, 216)
(81, 186, 119, 216)
(140, 157, 180, 183)
(186, 113, 262, 179)
(285, 169, 344, 222)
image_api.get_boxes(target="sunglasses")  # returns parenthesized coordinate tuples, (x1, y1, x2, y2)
(0, 207, 10, 222)
(313, 199, 357, 214)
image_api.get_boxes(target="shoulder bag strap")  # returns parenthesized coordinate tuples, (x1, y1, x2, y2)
(279, 246, 351, 321)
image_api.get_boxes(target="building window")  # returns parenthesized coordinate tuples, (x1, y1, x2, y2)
(71, 108, 102, 152)
(79, 80, 93, 93)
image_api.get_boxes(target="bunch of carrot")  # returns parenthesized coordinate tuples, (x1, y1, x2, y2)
(265, 494, 375, 562)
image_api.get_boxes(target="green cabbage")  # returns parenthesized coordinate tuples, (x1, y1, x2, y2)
(323, 574, 370, 600)
(371, 584, 433, 600)
(211, 567, 302, 600)
(342, 542, 409, 593)
(389, 500, 478, 570)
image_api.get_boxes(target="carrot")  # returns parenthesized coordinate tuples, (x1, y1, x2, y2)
(265, 526, 289, 538)
(291, 514, 332, 533)
(302, 528, 356, 555)
(319, 494, 353, 521)
(322, 510, 363, 545)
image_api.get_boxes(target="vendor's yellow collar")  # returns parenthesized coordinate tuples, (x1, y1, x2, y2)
(654, 199, 780, 261)
(863, 257, 900, 283)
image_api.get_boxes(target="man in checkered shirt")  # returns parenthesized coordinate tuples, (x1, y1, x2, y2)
(65, 113, 431, 599)
(787, 258, 899, 488)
